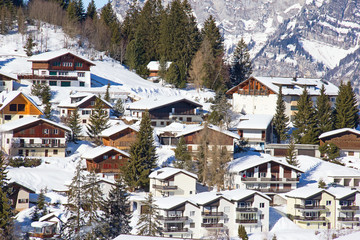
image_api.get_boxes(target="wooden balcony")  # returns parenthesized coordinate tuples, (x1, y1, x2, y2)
(236, 207, 258, 212)
(294, 216, 326, 221)
(201, 223, 224, 228)
(241, 177, 299, 182)
(201, 212, 224, 217)
(152, 184, 178, 190)
(163, 227, 188, 233)
(236, 219, 258, 224)
(337, 217, 360, 222)
(18, 74, 78, 81)
(294, 204, 326, 210)
(339, 206, 359, 211)
(237, 89, 270, 96)
(160, 216, 188, 221)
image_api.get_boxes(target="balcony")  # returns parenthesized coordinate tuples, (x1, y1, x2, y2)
(236, 207, 258, 212)
(160, 216, 188, 221)
(294, 204, 326, 210)
(18, 74, 78, 81)
(339, 206, 359, 211)
(152, 184, 178, 190)
(236, 219, 258, 224)
(241, 177, 299, 182)
(163, 227, 188, 233)
(254, 188, 290, 193)
(201, 212, 224, 217)
(337, 217, 359, 222)
(294, 216, 326, 221)
(241, 177, 257, 181)
(201, 223, 224, 228)
(12, 143, 66, 148)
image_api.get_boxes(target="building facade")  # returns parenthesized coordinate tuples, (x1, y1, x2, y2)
(319, 128, 360, 157)
(100, 124, 138, 152)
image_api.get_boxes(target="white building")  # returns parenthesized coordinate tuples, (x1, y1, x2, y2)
(0, 71, 17, 93)
(226, 76, 338, 122)
(149, 167, 198, 197)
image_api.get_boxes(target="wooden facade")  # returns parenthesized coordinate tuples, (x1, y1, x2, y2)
(182, 128, 234, 146)
(320, 131, 360, 150)
(0, 93, 43, 116)
(13, 121, 66, 139)
(85, 149, 129, 174)
(77, 95, 111, 109)
(149, 100, 201, 120)
(102, 127, 138, 151)
(226, 77, 276, 96)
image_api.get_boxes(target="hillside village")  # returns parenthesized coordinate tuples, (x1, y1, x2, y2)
(1, 1, 360, 240)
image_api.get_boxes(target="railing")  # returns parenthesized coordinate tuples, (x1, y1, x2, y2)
(294, 216, 326, 221)
(236, 207, 258, 212)
(337, 217, 359, 222)
(163, 227, 188, 232)
(201, 212, 224, 217)
(18, 74, 78, 81)
(152, 184, 178, 190)
(236, 219, 258, 224)
(241, 177, 257, 181)
(237, 89, 270, 96)
(294, 204, 326, 210)
(160, 216, 188, 221)
(201, 223, 224, 228)
(286, 178, 300, 181)
(12, 143, 66, 148)
(241, 177, 299, 182)
(339, 206, 359, 211)
(253, 188, 290, 193)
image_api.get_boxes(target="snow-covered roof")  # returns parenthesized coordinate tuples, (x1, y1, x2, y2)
(100, 124, 139, 137)
(28, 49, 95, 65)
(147, 61, 172, 71)
(128, 96, 202, 111)
(326, 187, 359, 199)
(228, 76, 338, 96)
(228, 154, 304, 173)
(0, 116, 71, 132)
(155, 196, 197, 209)
(222, 189, 271, 201)
(115, 235, 176, 240)
(58, 93, 112, 108)
(81, 146, 130, 159)
(0, 70, 17, 80)
(319, 128, 360, 139)
(0, 91, 43, 114)
(176, 124, 240, 140)
(285, 186, 327, 199)
(149, 167, 198, 180)
(188, 191, 231, 205)
(31, 221, 56, 228)
(235, 114, 273, 130)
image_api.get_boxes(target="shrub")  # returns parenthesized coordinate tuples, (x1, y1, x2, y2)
(8, 157, 42, 168)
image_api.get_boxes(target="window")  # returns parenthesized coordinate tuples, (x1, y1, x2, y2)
(326, 200, 331, 206)
(224, 218, 229, 223)
(190, 223, 195, 228)
(4, 115, 11, 120)
(62, 110, 65, 114)
(260, 172, 267, 178)
(187, 117, 192, 122)
(18, 149, 23, 156)
(18, 198, 28, 203)
(30, 139, 34, 144)
(82, 119, 87, 123)
(190, 191, 193, 194)
(53, 149, 58, 155)
(53, 129, 58, 134)
(18, 104, 25, 111)
(161, 121, 164, 125)
(260, 214, 264, 219)
(291, 96, 299, 101)
(259, 203, 265, 208)
(9, 104, 17, 111)
(75, 62, 83, 67)
(61, 81, 71, 87)
(52, 62, 61, 67)
(82, 110, 90, 115)
(49, 81, 57, 86)
(103, 155, 108, 160)
(348, 151, 354, 156)
(49, 71, 57, 76)
(78, 72, 85, 77)
(6, 139, 9, 144)
(43, 129, 49, 134)
(112, 155, 116, 159)
(59, 71, 69, 76)
(63, 62, 73, 67)
(326, 212, 331, 217)
(91, 101, 95, 106)
(179, 117, 183, 121)
(291, 106, 298, 111)
(79, 82, 85, 87)
(190, 211, 195, 216)
(307, 223, 310, 226)
(41, 71, 46, 75)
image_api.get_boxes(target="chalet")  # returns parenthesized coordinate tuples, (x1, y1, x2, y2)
(18, 50, 95, 87)
(319, 128, 360, 157)
(0, 71, 17, 92)
(100, 124, 139, 152)
(8, 182, 36, 212)
(226, 154, 304, 197)
(0, 117, 71, 157)
(231, 114, 273, 151)
(149, 167, 198, 197)
(29, 212, 62, 239)
(226, 77, 338, 121)
(58, 93, 112, 126)
(127, 97, 203, 127)
(147, 61, 172, 77)
(175, 124, 240, 156)
(81, 146, 130, 180)
(0, 91, 43, 124)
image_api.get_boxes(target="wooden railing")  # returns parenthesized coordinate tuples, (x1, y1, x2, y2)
(18, 74, 78, 81)
(294, 216, 326, 221)
(236, 207, 258, 212)
(337, 217, 359, 222)
(294, 204, 325, 210)
(339, 206, 359, 211)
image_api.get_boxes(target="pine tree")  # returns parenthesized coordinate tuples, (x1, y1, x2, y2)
(165, 62, 184, 88)
(173, 136, 193, 172)
(319, 142, 340, 161)
(0, 151, 8, 188)
(209, 145, 231, 190)
(318, 179, 326, 189)
(208, 90, 232, 127)
(66, 0, 78, 21)
(273, 87, 289, 143)
(24, 34, 35, 56)
(32, 189, 47, 221)
(316, 84, 334, 135)
(113, 99, 125, 117)
(17, 7, 26, 35)
(137, 193, 162, 236)
(292, 88, 318, 144)
(123, 111, 157, 191)
(334, 81, 359, 129)
(44, 102, 52, 120)
(104, 82, 111, 102)
(102, 178, 132, 238)
(272, 234, 278, 240)
(86, 97, 110, 145)
(197, 123, 210, 185)
(67, 108, 82, 142)
(201, 15, 224, 58)
(86, 0, 96, 19)
(75, 0, 85, 22)
(229, 38, 252, 87)
(0, 151, 13, 239)
(238, 225, 248, 240)
(286, 138, 299, 167)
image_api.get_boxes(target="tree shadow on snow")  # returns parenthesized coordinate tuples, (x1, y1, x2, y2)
(297, 162, 321, 187)
(90, 74, 123, 87)
(0, 57, 15, 67)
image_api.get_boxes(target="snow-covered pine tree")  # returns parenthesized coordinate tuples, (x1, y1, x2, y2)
(316, 84, 334, 135)
(113, 99, 125, 117)
(102, 178, 132, 238)
(137, 193, 162, 236)
(32, 189, 47, 221)
(208, 90, 232, 128)
(67, 108, 82, 142)
(273, 86, 289, 143)
(173, 136, 193, 172)
(86, 96, 110, 145)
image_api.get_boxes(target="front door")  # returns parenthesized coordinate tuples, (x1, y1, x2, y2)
(45, 149, 48, 157)
(25, 150, 29, 157)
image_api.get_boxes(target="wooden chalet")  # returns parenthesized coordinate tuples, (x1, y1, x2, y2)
(226, 76, 276, 96)
(319, 128, 360, 157)
(81, 146, 130, 179)
(8, 182, 36, 212)
(18, 50, 95, 87)
(0, 91, 43, 124)
(100, 124, 138, 151)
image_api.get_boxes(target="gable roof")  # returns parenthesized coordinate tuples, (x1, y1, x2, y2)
(0, 116, 71, 132)
(0, 91, 43, 114)
(81, 146, 130, 159)
(235, 114, 273, 130)
(188, 191, 232, 205)
(0, 70, 17, 80)
(319, 128, 360, 139)
(222, 189, 271, 201)
(228, 154, 304, 173)
(149, 167, 198, 180)
(285, 186, 331, 199)
(8, 181, 36, 193)
(28, 50, 95, 66)
(58, 94, 112, 108)
(176, 123, 240, 140)
(155, 196, 197, 210)
(128, 96, 202, 111)
(100, 124, 139, 137)
(227, 76, 338, 96)
(326, 187, 359, 200)
(147, 61, 172, 71)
